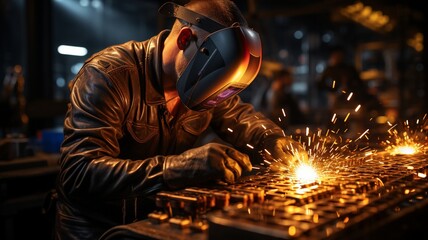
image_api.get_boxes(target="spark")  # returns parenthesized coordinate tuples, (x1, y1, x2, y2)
(227, 128, 233, 133)
(246, 144, 254, 149)
(347, 92, 353, 101)
(282, 108, 286, 117)
(355, 105, 361, 112)
(265, 125, 372, 184)
(365, 151, 374, 156)
(387, 123, 398, 132)
(331, 113, 337, 123)
(382, 114, 428, 155)
(344, 113, 350, 122)
(418, 172, 427, 178)
(332, 80, 336, 89)
(356, 129, 369, 141)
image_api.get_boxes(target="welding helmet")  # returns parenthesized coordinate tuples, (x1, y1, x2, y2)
(159, 2, 262, 111)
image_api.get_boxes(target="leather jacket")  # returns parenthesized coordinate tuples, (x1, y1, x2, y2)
(55, 30, 284, 239)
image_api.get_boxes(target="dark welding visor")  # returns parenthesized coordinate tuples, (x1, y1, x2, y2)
(159, 2, 262, 111)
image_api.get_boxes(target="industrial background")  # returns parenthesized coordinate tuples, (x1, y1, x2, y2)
(1, 0, 427, 239)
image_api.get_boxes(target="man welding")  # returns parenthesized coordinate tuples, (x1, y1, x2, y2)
(54, 0, 307, 239)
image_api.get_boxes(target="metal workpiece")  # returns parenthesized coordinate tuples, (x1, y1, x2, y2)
(117, 150, 428, 239)
(207, 152, 428, 239)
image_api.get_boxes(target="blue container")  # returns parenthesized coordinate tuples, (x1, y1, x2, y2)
(41, 128, 64, 153)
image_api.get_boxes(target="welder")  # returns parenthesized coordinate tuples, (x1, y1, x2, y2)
(54, 1, 308, 239)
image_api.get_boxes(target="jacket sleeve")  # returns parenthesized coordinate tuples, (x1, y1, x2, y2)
(58, 65, 165, 203)
(210, 95, 288, 162)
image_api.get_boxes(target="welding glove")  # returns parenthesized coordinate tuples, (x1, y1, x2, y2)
(261, 136, 308, 171)
(163, 143, 252, 189)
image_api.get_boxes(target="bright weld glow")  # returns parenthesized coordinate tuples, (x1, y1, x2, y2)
(58, 45, 88, 56)
(246, 144, 254, 149)
(282, 108, 286, 117)
(295, 163, 318, 184)
(355, 105, 361, 112)
(347, 92, 353, 101)
(384, 118, 426, 156)
(391, 145, 417, 155)
(227, 128, 233, 132)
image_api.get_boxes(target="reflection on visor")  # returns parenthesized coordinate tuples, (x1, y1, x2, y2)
(203, 86, 243, 108)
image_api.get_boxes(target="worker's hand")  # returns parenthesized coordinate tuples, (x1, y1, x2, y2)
(262, 136, 308, 171)
(163, 143, 252, 189)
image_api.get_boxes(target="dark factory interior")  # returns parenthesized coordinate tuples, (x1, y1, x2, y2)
(1, 0, 427, 239)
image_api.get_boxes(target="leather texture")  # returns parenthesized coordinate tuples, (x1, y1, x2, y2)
(163, 142, 253, 189)
(55, 30, 297, 239)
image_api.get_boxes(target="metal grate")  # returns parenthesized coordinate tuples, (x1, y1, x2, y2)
(120, 151, 428, 240)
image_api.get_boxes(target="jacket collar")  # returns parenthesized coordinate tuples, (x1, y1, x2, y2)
(145, 30, 170, 105)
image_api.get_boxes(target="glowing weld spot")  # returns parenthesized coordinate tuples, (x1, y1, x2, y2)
(391, 145, 417, 155)
(295, 163, 318, 184)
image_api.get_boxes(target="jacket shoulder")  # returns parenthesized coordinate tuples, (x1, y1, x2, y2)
(84, 40, 147, 73)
